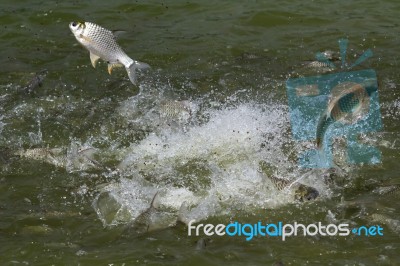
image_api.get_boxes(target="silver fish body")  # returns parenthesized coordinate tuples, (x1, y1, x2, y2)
(69, 21, 149, 85)
(304, 61, 334, 69)
(159, 100, 192, 121)
(258, 161, 319, 202)
(123, 192, 175, 234)
(267, 174, 319, 202)
(131, 192, 159, 232)
(373, 184, 400, 198)
(15, 147, 66, 167)
(14, 144, 100, 171)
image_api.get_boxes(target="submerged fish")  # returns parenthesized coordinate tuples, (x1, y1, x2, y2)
(22, 69, 48, 94)
(258, 161, 319, 202)
(372, 184, 400, 198)
(69, 21, 150, 85)
(370, 213, 400, 234)
(15, 147, 66, 167)
(303, 61, 334, 70)
(316, 83, 369, 148)
(159, 100, 192, 121)
(14, 144, 101, 171)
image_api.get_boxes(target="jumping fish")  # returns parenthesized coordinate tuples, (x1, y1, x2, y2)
(69, 21, 149, 85)
(159, 100, 192, 121)
(267, 174, 319, 202)
(316, 83, 369, 148)
(124, 192, 160, 234)
(258, 161, 319, 202)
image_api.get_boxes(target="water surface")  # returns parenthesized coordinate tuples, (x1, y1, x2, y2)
(1, 0, 400, 265)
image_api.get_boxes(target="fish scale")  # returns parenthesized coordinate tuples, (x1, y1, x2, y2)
(83, 22, 126, 62)
(159, 100, 192, 120)
(267, 175, 320, 202)
(69, 21, 150, 85)
(258, 161, 319, 202)
(373, 184, 400, 197)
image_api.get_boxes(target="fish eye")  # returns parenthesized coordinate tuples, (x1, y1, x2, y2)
(72, 22, 77, 27)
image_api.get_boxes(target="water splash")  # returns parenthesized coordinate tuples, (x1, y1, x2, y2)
(93, 100, 331, 227)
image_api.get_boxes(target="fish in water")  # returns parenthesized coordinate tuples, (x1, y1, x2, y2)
(15, 147, 66, 167)
(258, 161, 319, 202)
(22, 69, 48, 94)
(124, 191, 160, 234)
(69, 21, 150, 85)
(316, 83, 369, 148)
(369, 213, 400, 234)
(303, 61, 334, 70)
(267, 174, 319, 202)
(14, 144, 101, 171)
(159, 100, 192, 121)
(372, 184, 400, 198)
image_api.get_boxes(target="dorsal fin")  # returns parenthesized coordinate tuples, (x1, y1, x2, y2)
(149, 191, 159, 209)
(112, 30, 127, 39)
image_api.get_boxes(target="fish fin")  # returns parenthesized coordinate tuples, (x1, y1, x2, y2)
(126, 61, 150, 85)
(111, 30, 127, 38)
(149, 191, 160, 209)
(79, 34, 92, 45)
(107, 63, 123, 75)
(90, 52, 100, 68)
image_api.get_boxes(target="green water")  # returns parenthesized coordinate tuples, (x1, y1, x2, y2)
(1, 0, 400, 265)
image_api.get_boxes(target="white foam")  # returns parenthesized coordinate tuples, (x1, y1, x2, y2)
(93, 101, 330, 227)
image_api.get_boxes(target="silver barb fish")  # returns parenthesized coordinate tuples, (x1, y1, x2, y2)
(159, 100, 192, 121)
(258, 161, 319, 202)
(69, 21, 149, 85)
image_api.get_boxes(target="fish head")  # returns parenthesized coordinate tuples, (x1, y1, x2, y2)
(294, 185, 319, 202)
(69, 21, 85, 37)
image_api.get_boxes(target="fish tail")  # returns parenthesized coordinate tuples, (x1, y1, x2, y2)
(126, 61, 150, 85)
